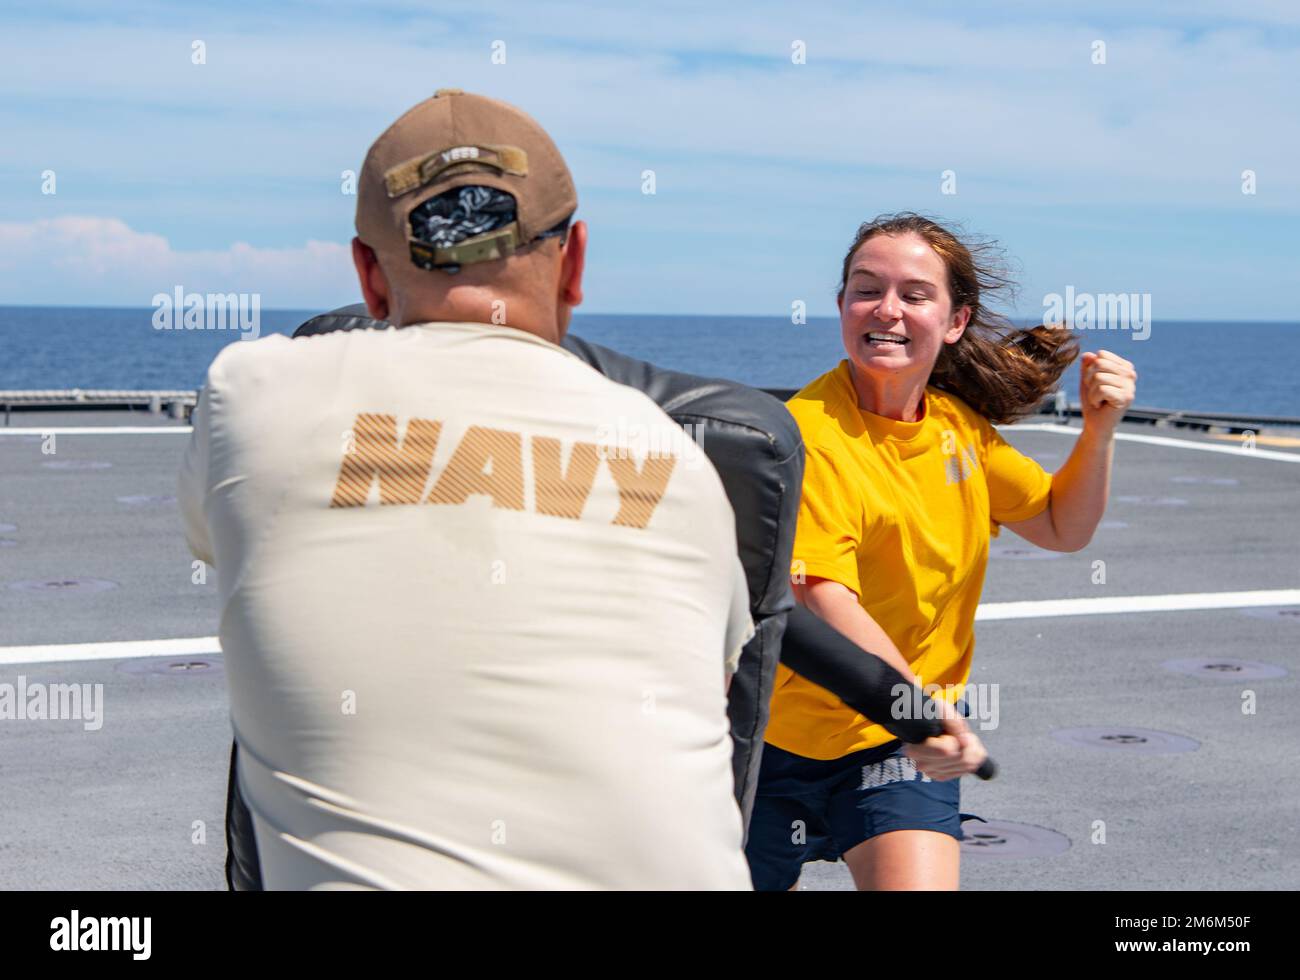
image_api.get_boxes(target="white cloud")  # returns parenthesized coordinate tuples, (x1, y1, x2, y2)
(0, 217, 355, 308)
(1, 3, 1297, 315)
(2, 9, 1296, 198)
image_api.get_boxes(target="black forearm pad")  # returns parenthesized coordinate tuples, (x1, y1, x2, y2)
(780, 605, 943, 744)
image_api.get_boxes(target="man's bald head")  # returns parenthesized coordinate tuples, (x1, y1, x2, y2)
(351, 90, 585, 344)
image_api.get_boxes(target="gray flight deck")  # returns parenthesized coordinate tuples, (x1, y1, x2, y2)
(1, 408, 1297, 890)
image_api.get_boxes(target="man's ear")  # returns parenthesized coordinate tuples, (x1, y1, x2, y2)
(558, 220, 587, 309)
(352, 237, 391, 321)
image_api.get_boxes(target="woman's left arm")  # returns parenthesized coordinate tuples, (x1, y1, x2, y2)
(1004, 349, 1138, 552)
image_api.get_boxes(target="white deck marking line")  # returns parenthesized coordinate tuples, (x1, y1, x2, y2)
(0, 426, 192, 436)
(0, 636, 220, 666)
(977, 588, 1300, 622)
(3, 589, 1297, 665)
(1006, 423, 1300, 463)
(5, 423, 1292, 457)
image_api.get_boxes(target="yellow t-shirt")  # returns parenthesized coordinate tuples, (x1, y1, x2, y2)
(766, 360, 1053, 761)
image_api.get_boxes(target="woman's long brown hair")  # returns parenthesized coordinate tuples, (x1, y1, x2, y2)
(838, 212, 1078, 425)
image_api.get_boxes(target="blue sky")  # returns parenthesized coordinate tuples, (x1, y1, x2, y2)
(2, 0, 1298, 318)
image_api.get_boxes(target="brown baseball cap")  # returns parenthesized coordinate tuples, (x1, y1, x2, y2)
(356, 88, 578, 271)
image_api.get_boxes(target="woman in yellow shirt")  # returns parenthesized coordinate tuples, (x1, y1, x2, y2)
(745, 213, 1137, 891)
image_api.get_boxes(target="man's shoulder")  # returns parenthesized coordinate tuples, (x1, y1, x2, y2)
(202, 322, 685, 435)
(205, 332, 293, 382)
(206, 321, 582, 390)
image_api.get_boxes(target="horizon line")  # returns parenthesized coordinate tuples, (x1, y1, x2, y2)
(0, 303, 1297, 327)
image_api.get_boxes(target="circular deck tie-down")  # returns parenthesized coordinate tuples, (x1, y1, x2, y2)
(1239, 606, 1300, 624)
(987, 542, 1064, 560)
(1051, 726, 1199, 754)
(118, 656, 223, 677)
(7, 578, 119, 595)
(1162, 657, 1286, 681)
(960, 820, 1071, 859)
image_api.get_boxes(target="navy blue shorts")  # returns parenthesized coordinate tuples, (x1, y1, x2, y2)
(745, 738, 981, 891)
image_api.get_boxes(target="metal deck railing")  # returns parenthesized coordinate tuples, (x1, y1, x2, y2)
(0, 390, 196, 424)
(1, 388, 1297, 433)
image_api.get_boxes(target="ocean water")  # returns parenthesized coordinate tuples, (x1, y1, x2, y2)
(1, 306, 1297, 419)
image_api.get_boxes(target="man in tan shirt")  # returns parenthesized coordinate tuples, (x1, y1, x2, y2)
(180, 90, 753, 889)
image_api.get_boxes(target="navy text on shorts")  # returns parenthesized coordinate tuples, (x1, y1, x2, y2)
(745, 738, 981, 891)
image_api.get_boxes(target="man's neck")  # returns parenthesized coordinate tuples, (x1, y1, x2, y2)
(396, 297, 561, 345)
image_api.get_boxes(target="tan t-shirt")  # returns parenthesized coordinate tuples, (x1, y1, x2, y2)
(179, 321, 753, 890)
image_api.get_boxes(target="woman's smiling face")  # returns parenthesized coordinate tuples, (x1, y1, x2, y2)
(839, 231, 970, 384)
